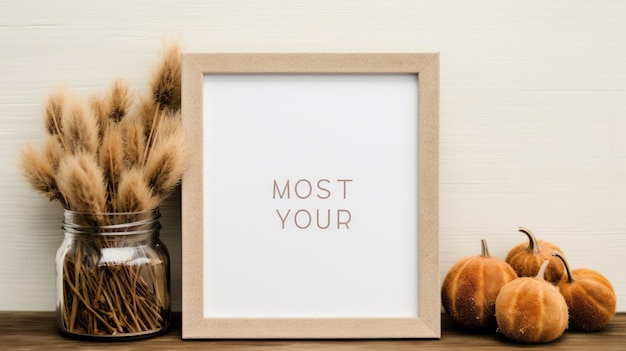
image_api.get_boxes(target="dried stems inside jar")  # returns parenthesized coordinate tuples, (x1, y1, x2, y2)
(60, 211, 168, 336)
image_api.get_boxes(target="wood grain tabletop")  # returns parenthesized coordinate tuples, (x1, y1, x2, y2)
(1, 312, 624, 350)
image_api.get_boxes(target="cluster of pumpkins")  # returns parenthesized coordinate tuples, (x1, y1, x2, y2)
(441, 227, 617, 344)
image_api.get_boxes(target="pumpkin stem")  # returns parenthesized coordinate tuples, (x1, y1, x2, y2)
(518, 227, 541, 254)
(552, 251, 575, 283)
(480, 239, 490, 258)
(535, 259, 550, 281)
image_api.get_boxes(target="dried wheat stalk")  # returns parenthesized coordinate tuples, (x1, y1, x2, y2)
(19, 39, 186, 337)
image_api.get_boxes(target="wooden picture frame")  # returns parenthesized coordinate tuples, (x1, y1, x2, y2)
(181, 53, 439, 339)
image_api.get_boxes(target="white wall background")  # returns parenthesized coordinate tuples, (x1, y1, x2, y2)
(1, 0, 625, 312)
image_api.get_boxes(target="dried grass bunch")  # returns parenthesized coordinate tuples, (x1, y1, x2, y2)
(20, 40, 186, 215)
(19, 39, 186, 338)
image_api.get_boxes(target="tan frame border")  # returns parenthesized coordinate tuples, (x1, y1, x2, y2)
(181, 53, 440, 339)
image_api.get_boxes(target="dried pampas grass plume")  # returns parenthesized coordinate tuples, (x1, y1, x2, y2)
(63, 96, 99, 156)
(44, 86, 68, 150)
(144, 115, 187, 202)
(42, 135, 65, 171)
(138, 97, 157, 140)
(56, 153, 107, 214)
(120, 118, 146, 170)
(155, 110, 183, 139)
(150, 39, 182, 111)
(141, 39, 183, 165)
(99, 126, 124, 208)
(91, 79, 134, 139)
(108, 79, 134, 123)
(116, 168, 158, 213)
(20, 143, 67, 207)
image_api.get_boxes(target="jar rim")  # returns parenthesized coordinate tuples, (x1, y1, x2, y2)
(63, 207, 160, 216)
(62, 208, 161, 235)
(62, 225, 161, 236)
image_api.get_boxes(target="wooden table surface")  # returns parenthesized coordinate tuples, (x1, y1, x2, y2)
(1, 312, 624, 350)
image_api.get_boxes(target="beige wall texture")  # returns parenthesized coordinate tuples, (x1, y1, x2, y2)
(1, 0, 625, 312)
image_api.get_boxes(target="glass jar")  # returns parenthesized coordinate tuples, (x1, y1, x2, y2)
(55, 208, 170, 340)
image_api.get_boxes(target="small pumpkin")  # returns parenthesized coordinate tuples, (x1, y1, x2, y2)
(495, 260, 569, 343)
(505, 227, 564, 284)
(552, 250, 616, 331)
(441, 239, 517, 331)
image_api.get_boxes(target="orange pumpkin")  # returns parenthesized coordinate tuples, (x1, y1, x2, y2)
(505, 227, 564, 284)
(441, 239, 517, 331)
(495, 260, 568, 343)
(552, 251, 616, 331)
